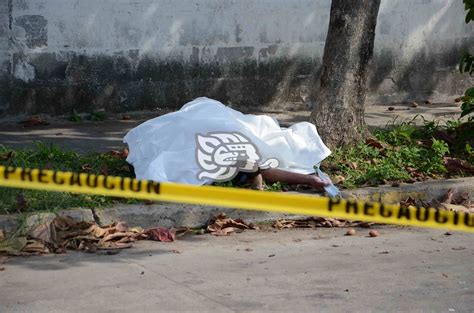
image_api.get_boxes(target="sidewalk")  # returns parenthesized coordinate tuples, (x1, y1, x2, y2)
(0, 102, 461, 153)
(1, 226, 473, 312)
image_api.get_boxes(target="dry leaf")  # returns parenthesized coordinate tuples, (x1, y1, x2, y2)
(0, 236, 27, 255)
(99, 165, 109, 176)
(81, 163, 93, 172)
(348, 162, 358, 170)
(207, 213, 258, 236)
(16, 194, 27, 213)
(85, 224, 109, 238)
(1, 151, 14, 161)
(273, 217, 365, 229)
(121, 148, 129, 158)
(19, 116, 49, 127)
(23, 240, 49, 253)
(115, 222, 129, 233)
(444, 157, 474, 174)
(107, 148, 129, 159)
(365, 138, 384, 150)
(29, 222, 57, 244)
(145, 228, 176, 242)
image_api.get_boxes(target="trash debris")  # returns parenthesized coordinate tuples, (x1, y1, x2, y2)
(273, 217, 372, 229)
(0, 216, 179, 256)
(207, 213, 259, 236)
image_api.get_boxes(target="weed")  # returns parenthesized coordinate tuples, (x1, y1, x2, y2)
(68, 110, 82, 122)
(89, 110, 107, 121)
(324, 117, 470, 188)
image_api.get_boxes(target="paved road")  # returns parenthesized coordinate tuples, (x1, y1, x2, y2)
(0, 103, 462, 153)
(1, 226, 473, 312)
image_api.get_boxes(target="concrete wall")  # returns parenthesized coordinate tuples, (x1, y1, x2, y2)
(0, 0, 472, 116)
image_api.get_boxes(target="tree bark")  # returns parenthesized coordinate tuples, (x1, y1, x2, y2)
(310, 0, 381, 148)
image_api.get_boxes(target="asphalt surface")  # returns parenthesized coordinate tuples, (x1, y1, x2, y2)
(1, 226, 473, 312)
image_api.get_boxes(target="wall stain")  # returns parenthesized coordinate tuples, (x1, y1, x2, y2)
(15, 15, 47, 48)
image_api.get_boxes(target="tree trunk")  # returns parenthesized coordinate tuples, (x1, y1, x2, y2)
(310, 0, 381, 148)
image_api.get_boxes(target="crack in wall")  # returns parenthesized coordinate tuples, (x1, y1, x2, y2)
(89, 207, 102, 226)
(7, 0, 12, 30)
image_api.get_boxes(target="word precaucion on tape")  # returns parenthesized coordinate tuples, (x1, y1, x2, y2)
(0, 166, 473, 233)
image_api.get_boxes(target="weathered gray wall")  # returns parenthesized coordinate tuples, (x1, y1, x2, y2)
(0, 0, 473, 116)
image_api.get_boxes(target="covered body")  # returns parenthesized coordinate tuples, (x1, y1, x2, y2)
(124, 98, 331, 185)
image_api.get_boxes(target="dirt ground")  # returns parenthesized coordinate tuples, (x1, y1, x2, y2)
(0, 102, 461, 153)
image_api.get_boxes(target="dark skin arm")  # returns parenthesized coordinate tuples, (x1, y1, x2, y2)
(246, 168, 330, 191)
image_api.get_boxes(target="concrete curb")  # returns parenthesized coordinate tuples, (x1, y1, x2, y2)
(341, 177, 474, 204)
(94, 203, 306, 229)
(1, 177, 472, 233)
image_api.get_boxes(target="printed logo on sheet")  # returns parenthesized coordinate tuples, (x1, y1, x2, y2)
(195, 132, 279, 182)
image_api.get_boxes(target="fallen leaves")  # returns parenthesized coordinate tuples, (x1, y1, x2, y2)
(81, 163, 93, 172)
(0, 216, 179, 256)
(19, 116, 49, 127)
(107, 148, 129, 159)
(0, 236, 27, 255)
(273, 217, 372, 229)
(207, 213, 258, 236)
(365, 138, 384, 150)
(400, 189, 473, 214)
(145, 228, 176, 242)
(444, 157, 474, 174)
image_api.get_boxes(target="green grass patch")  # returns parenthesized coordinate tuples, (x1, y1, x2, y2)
(0, 143, 133, 215)
(0, 118, 472, 215)
(323, 117, 473, 188)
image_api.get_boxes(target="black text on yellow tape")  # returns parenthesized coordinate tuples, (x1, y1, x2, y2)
(0, 166, 473, 233)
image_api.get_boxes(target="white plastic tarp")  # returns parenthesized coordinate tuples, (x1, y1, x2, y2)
(124, 97, 331, 185)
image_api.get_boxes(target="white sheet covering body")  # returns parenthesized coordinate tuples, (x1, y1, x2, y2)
(124, 97, 331, 185)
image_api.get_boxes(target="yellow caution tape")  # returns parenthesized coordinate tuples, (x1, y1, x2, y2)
(0, 166, 473, 233)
